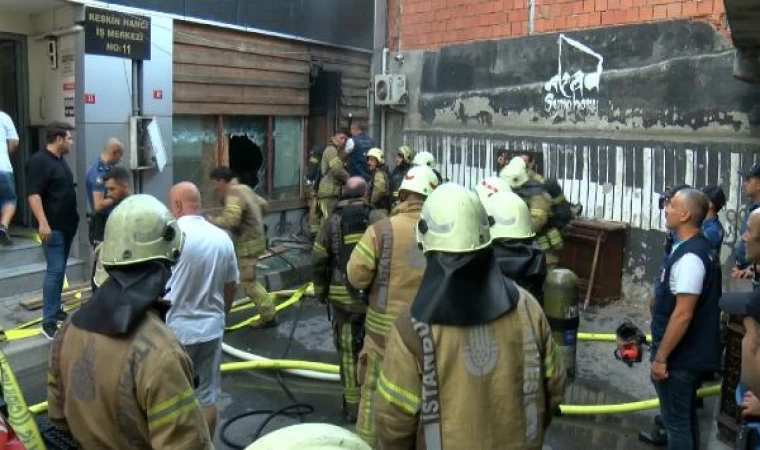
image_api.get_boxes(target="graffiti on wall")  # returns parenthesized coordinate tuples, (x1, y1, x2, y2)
(404, 130, 760, 286)
(543, 34, 604, 120)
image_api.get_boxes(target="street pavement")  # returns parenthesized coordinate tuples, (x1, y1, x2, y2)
(13, 295, 727, 449)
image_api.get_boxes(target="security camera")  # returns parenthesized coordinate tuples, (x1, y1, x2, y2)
(394, 53, 405, 63)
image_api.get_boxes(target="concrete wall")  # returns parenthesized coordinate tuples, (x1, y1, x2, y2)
(385, 19, 760, 299)
(0, 12, 32, 36)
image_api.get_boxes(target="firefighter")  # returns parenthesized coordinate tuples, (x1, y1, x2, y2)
(346, 165, 440, 446)
(390, 145, 414, 206)
(412, 151, 444, 185)
(47, 194, 212, 449)
(366, 148, 392, 214)
(474, 176, 511, 202)
(483, 190, 547, 303)
(374, 183, 566, 449)
(311, 177, 385, 422)
(209, 167, 277, 328)
(317, 130, 350, 225)
(500, 156, 562, 269)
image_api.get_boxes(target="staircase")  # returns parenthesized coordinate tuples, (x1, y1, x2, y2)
(0, 236, 86, 310)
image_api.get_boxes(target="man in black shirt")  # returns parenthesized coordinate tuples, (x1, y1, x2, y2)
(26, 122, 79, 340)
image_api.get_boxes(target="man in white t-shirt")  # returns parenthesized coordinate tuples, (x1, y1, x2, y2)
(165, 181, 239, 435)
(0, 110, 20, 245)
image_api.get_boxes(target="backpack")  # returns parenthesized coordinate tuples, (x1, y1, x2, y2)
(543, 178, 582, 230)
(305, 144, 326, 186)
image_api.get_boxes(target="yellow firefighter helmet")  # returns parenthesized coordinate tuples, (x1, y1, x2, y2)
(416, 183, 492, 254)
(483, 191, 535, 239)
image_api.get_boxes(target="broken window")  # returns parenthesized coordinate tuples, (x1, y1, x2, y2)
(225, 116, 267, 196)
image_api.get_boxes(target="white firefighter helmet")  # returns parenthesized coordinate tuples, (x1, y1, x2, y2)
(399, 165, 439, 197)
(397, 145, 414, 163)
(99, 194, 184, 268)
(416, 183, 492, 254)
(412, 151, 436, 168)
(473, 176, 511, 203)
(499, 156, 530, 188)
(483, 191, 535, 240)
(366, 148, 385, 165)
(244, 423, 371, 450)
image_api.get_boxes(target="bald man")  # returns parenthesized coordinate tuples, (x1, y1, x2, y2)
(165, 181, 239, 435)
(86, 138, 124, 214)
(648, 188, 721, 450)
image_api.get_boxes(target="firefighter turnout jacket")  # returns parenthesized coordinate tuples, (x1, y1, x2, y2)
(312, 198, 386, 313)
(212, 180, 268, 257)
(48, 312, 211, 449)
(375, 288, 566, 450)
(368, 166, 392, 213)
(318, 143, 350, 199)
(347, 200, 427, 351)
(514, 181, 563, 263)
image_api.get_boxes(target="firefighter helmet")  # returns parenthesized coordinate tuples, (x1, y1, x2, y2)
(367, 148, 385, 165)
(397, 145, 414, 164)
(399, 165, 439, 197)
(416, 183, 492, 254)
(99, 194, 184, 267)
(412, 151, 436, 168)
(474, 177, 511, 203)
(244, 423, 371, 450)
(483, 191, 535, 239)
(499, 156, 530, 188)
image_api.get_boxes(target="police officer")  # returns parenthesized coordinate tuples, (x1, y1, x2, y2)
(365, 148, 391, 214)
(311, 176, 385, 422)
(346, 165, 439, 445)
(317, 131, 350, 226)
(390, 145, 414, 206)
(412, 151, 444, 185)
(483, 191, 547, 302)
(48, 195, 212, 449)
(701, 184, 726, 253)
(85, 138, 124, 245)
(209, 167, 277, 328)
(374, 183, 565, 449)
(500, 157, 561, 269)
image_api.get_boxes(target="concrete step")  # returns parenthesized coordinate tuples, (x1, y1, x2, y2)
(0, 258, 86, 309)
(0, 237, 45, 267)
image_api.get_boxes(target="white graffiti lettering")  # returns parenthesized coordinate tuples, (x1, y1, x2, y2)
(543, 34, 604, 118)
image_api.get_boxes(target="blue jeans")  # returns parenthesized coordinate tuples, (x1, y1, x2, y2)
(0, 171, 16, 208)
(42, 230, 74, 324)
(653, 369, 701, 450)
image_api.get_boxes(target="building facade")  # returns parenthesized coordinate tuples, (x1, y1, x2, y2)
(0, 0, 376, 289)
(381, 0, 760, 298)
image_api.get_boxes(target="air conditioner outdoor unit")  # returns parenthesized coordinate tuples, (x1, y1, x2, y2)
(374, 74, 408, 105)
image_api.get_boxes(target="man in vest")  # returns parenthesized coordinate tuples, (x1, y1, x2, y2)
(500, 157, 561, 269)
(209, 167, 277, 328)
(482, 190, 547, 303)
(374, 183, 565, 449)
(650, 188, 721, 450)
(317, 131, 350, 227)
(346, 165, 439, 445)
(365, 148, 391, 214)
(48, 195, 212, 449)
(390, 145, 414, 207)
(311, 176, 385, 422)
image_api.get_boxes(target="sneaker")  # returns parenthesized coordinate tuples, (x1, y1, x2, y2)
(41, 322, 58, 340)
(0, 226, 11, 246)
(56, 309, 68, 322)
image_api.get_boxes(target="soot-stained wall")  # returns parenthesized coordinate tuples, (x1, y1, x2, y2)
(388, 19, 760, 299)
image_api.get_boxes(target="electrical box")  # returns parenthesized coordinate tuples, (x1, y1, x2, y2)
(129, 116, 167, 172)
(374, 74, 408, 106)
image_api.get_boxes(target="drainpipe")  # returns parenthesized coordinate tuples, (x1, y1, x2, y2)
(380, 48, 389, 151)
(528, 0, 535, 35)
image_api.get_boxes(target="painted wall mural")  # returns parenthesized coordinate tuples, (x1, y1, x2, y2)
(544, 34, 604, 120)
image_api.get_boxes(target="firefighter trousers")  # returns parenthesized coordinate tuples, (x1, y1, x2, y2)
(239, 256, 276, 322)
(317, 197, 339, 231)
(356, 338, 384, 446)
(331, 308, 366, 419)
